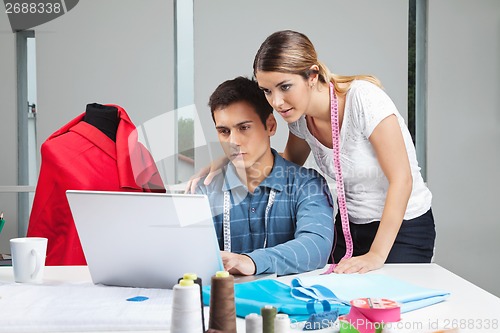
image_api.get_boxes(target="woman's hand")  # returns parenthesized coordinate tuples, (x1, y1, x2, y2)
(184, 156, 229, 193)
(333, 251, 385, 274)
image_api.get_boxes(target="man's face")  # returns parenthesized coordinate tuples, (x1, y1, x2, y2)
(214, 101, 276, 171)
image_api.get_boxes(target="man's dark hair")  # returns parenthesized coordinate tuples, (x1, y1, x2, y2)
(208, 76, 273, 127)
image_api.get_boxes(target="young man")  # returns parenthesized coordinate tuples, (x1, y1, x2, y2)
(196, 76, 334, 276)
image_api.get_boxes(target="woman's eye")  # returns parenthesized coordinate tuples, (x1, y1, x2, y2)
(261, 89, 271, 95)
(281, 84, 291, 91)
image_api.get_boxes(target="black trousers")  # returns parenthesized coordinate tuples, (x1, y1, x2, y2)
(333, 208, 436, 264)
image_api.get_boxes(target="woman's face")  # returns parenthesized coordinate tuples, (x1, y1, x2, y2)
(255, 71, 312, 123)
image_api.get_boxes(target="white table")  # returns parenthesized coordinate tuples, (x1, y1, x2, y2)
(1, 264, 499, 332)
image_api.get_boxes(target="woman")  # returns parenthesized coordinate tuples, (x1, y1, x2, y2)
(252, 30, 434, 274)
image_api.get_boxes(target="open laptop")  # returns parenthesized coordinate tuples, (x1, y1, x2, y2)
(66, 190, 224, 289)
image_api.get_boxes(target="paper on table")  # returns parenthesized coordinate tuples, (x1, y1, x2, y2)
(0, 282, 173, 332)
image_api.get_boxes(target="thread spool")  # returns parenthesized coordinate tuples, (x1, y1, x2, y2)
(245, 313, 263, 333)
(178, 273, 205, 332)
(274, 313, 290, 333)
(170, 278, 203, 333)
(208, 271, 237, 333)
(261, 305, 277, 333)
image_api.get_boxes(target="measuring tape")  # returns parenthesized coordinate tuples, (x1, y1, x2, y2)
(223, 189, 276, 252)
(340, 298, 400, 333)
(324, 81, 353, 274)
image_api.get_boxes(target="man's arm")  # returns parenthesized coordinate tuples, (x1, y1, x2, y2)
(246, 175, 334, 275)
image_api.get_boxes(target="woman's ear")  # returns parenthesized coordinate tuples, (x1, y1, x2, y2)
(308, 64, 319, 87)
(266, 114, 278, 136)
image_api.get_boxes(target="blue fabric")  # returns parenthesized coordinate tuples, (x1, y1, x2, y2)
(290, 273, 450, 313)
(196, 149, 334, 275)
(202, 279, 350, 322)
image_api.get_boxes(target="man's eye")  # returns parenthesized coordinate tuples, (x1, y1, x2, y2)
(240, 125, 250, 131)
(218, 129, 230, 135)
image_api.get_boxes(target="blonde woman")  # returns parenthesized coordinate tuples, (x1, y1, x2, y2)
(252, 30, 434, 274)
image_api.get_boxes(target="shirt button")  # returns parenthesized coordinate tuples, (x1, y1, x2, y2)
(251, 207, 256, 213)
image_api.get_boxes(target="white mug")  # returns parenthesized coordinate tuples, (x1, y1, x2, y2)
(10, 237, 48, 283)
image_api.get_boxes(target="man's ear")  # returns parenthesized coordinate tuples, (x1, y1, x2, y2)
(266, 114, 277, 137)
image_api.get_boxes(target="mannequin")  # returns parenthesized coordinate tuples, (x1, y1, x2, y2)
(27, 103, 165, 265)
(83, 103, 119, 141)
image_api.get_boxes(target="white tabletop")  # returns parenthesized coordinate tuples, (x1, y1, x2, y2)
(1, 264, 499, 333)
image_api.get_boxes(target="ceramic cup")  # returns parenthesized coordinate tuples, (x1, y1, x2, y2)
(10, 237, 48, 283)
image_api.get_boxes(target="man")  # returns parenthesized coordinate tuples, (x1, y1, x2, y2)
(196, 76, 334, 276)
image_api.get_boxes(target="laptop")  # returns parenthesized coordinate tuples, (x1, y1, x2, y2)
(66, 190, 224, 289)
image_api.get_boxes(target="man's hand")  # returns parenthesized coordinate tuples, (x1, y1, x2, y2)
(220, 251, 256, 276)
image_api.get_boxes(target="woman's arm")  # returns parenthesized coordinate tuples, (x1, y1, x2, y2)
(334, 114, 412, 274)
(282, 132, 311, 166)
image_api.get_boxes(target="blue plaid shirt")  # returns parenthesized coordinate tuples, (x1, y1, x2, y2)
(196, 149, 334, 275)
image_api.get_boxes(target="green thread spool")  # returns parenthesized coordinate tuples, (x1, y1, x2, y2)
(261, 305, 277, 333)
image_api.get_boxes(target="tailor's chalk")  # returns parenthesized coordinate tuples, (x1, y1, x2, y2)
(126, 296, 149, 302)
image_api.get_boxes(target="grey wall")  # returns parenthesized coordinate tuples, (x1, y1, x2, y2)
(35, 0, 175, 165)
(427, 0, 500, 297)
(0, 0, 175, 253)
(193, 0, 409, 170)
(0, 11, 18, 253)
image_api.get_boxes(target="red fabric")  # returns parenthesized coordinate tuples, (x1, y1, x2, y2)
(27, 105, 165, 265)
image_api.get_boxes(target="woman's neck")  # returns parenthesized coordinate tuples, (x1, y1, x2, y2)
(308, 81, 347, 127)
(307, 82, 333, 122)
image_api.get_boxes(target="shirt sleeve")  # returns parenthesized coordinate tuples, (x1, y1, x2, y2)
(246, 173, 334, 275)
(350, 81, 399, 138)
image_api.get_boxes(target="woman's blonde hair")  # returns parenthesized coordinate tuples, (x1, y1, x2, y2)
(253, 30, 382, 94)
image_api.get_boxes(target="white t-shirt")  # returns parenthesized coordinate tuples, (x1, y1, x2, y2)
(289, 80, 432, 223)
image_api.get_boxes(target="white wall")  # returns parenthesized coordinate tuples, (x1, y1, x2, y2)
(0, 10, 19, 254)
(427, 0, 500, 297)
(193, 0, 409, 170)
